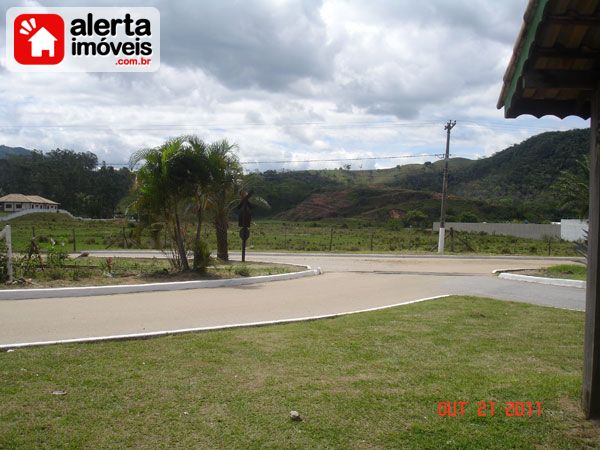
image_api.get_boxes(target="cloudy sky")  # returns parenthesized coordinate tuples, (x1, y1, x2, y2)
(0, 0, 589, 171)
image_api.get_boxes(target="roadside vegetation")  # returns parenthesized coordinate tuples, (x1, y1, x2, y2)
(130, 136, 268, 271)
(1, 255, 297, 289)
(522, 263, 588, 281)
(1, 296, 594, 448)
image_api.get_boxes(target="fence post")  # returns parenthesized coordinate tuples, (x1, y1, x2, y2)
(285, 226, 288, 250)
(72, 229, 77, 253)
(450, 227, 455, 253)
(329, 227, 334, 252)
(370, 231, 374, 252)
(1, 225, 13, 283)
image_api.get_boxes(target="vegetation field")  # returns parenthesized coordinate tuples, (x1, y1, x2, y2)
(6, 213, 148, 252)
(3, 213, 578, 257)
(0, 296, 595, 449)
(2, 256, 298, 289)
(241, 220, 577, 256)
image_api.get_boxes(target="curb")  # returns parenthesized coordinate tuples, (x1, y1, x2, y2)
(0, 266, 323, 301)
(0, 295, 449, 350)
(497, 272, 586, 289)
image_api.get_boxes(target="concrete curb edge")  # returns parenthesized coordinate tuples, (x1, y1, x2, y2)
(498, 272, 586, 289)
(0, 265, 323, 301)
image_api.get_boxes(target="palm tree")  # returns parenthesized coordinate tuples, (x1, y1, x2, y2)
(181, 136, 213, 271)
(205, 140, 243, 261)
(132, 136, 267, 267)
(130, 137, 194, 270)
(556, 155, 589, 219)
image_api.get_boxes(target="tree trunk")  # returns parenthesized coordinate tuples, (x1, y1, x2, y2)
(174, 211, 190, 271)
(215, 213, 229, 261)
(193, 206, 204, 270)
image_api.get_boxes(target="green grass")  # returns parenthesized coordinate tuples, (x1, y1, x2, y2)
(0, 296, 596, 449)
(5, 213, 577, 256)
(538, 264, 588, 281)
(7, 213, 144, 251)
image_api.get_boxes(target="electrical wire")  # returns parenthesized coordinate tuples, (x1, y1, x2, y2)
(100, 153, 446, 167)
(0, 119, 572, 133)
(239, 153, 443, 164)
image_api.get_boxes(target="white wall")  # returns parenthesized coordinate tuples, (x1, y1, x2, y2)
(561, 219, 588, 242)
(432, 222, 560, 240)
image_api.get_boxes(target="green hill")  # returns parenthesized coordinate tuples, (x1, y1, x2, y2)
(276, 186, 516, 224)
(248, 128, 590, 222)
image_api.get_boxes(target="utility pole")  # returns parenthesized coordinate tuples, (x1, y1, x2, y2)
(438, 120, 456, 254)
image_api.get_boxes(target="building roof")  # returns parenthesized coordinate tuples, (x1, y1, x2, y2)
(0, 194, 59, 205)
(497, 0, 600, 119)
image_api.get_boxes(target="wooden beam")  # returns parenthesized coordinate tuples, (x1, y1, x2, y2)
(583, 86, 600, 419)
(522, 70, 599, 90)
(535, 47, 600, 61)
(547, 14, 600, 27)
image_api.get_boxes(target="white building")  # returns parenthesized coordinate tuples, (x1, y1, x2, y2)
(0, 194, 59, 212)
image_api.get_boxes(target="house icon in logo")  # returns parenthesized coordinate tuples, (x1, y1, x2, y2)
(28, 27, 58, 57)
(13, 14, 65, 65)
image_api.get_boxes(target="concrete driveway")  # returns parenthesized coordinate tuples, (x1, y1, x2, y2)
(0, 252, 585, 347)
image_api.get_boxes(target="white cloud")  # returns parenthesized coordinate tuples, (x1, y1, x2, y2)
(0, 0, 589, 171)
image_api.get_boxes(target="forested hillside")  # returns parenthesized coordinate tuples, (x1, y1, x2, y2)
(247, 128, 590, 222)
(0, 149, 134, 218)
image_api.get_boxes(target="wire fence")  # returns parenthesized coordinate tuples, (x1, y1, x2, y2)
(7, 217, 578, 257)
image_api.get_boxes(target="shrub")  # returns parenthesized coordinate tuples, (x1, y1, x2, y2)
(458, 212, 480, 223)
(193, 240, 212, 273)
(0, 252, 9, 283)
(47, 243, 68, 268)
(403, 210, 429, 228)
(234, 265, 251, 277)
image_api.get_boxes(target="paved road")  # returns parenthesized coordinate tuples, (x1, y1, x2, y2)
(0, 252, 585, 347)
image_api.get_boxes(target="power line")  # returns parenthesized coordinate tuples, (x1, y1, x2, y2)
(239, 153, 443, 164)
(100, 153, 445, 167)
(0, 121, 440, 130)
(0, 119, 567, 132)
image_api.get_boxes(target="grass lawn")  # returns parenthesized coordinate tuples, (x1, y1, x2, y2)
(517, 264, 588, 281)
(535, 264, 588, 281)
(2, 257, 300, 289)
(0, 296, 597, 449)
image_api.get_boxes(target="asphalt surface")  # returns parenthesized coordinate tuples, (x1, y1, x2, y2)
(0, 252, 585, 346)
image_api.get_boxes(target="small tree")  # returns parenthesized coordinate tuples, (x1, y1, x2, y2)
(205, 140, 243, 261)
(555, 155, 589, 219)
(403, 210, 429, 228)
(130, 137, 195, 270)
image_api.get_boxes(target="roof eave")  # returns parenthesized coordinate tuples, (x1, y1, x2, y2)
(497, 0, 550, 115)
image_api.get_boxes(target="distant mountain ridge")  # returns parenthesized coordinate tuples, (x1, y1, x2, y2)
(248, 128, 591, 222)
(0, 145, 32, 158)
